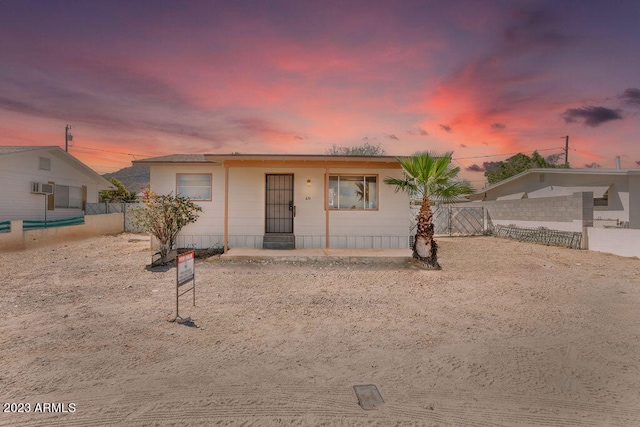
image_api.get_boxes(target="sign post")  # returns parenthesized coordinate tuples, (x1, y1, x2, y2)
(174, 251, 195, 322)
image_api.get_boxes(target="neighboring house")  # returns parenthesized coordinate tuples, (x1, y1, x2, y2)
(469, 168, 640, 229)
(0, 146, 113, 222)
(133, 154, 410, 250)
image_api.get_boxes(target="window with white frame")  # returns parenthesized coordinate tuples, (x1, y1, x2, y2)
(54, 185, 83, 209)
(177, 174, 212, 200)
(328, 175, 378, 210)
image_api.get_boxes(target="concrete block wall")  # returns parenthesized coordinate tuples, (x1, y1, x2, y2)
(477, 192, 593, 233)
(578, 191, 594, 227)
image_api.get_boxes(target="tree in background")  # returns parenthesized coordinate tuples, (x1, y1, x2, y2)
(384, 152, 474, 270)
(484, 151, 568, 185)
(132, 190, 202, 263)
(325, 142, 386, 156)
(100, 177, 138, 202)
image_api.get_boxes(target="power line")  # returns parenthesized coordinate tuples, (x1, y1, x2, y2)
(71, 142, 573, 170)
(71, 144, 146, 158)
(453, 147, 562, 161)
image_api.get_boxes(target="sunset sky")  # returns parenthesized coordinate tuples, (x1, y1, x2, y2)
(1, 0, 639, 186)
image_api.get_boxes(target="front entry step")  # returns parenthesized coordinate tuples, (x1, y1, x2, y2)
(263, 234, 295, 250)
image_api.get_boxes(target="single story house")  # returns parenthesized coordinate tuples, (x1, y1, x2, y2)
(0, 146, 113, 222)
(133, 154, 410, 250)
(469, 168, 640, 229)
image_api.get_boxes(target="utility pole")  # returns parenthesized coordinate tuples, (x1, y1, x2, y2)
(563, 135, 569, 167)
(65, 125, 73, 152)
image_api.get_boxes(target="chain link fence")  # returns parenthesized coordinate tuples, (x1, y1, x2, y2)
(411, 204, 485, 237)
(409, 204, 486, 248)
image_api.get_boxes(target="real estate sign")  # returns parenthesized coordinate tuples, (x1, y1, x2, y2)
(177, 251, 195, 286)
(175, 251, 195, 319)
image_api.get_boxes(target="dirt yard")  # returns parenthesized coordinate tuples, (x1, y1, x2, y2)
(1, 233, 639, 426)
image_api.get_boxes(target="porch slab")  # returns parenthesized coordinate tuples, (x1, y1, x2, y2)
(220, 247, 412, 265)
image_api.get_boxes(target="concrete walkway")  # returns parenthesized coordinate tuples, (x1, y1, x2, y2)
(220, 247, 412, 264)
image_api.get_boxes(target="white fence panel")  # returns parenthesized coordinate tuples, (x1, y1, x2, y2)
(587, 227, 640, 258)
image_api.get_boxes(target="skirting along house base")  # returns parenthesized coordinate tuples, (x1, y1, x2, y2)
(134, 154, 410, 251)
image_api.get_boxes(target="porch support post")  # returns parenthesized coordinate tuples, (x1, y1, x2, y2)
(224, 164, 229, 253)
(325, 167, 330, 253)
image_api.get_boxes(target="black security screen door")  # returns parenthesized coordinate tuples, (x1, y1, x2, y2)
(265, 174, 294, 233)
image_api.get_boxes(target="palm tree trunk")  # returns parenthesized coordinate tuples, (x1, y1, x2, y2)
(413, 197, 441, 270)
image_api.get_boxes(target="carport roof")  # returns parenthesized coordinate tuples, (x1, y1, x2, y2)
(527, 185, 611, 198)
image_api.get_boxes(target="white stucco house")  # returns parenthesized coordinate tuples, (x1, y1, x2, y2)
(469, 168, 640, 229)
(133, 154, 410, 250)
(0, 146, 113, 222)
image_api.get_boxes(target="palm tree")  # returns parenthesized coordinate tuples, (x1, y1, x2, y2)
(384, 152, 474, 269)
(355, 181, 369, 206)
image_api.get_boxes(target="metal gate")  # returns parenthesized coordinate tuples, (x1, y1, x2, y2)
(265, 174, 294, 233)
(411, 205, 485, 236)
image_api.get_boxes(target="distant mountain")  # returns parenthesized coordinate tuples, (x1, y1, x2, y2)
(102, 165, 150, 194)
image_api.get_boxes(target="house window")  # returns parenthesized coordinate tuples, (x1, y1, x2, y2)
(328, 175, 378, 210)
(177, 174, 212, 200)
(54, 185, 83, 209)
(39, 157, 51, 171)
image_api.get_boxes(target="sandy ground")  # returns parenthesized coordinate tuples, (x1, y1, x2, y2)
(1, 233, 640, 426)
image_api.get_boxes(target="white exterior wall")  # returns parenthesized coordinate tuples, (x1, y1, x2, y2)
(328, 168, 409, 248)
(595, 187, 628, 224)
(227, 167, 328, 247)
(294, 169, 326, 241)
(587, 227, 640, 258)
(150, 164, 409, 249)
(629, 175, 640, 229)
(228, 167, 268, 237)
(0, 150, 103, 222)
(224, 167, 409, 248)
(150, 165, 224, 248)
(483, 173, 539, 200)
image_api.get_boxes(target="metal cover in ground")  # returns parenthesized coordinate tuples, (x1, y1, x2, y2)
(353, 384, 384, 410)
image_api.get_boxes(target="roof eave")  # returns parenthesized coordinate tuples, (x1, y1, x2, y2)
(204, 154, 401, 163)
(134, 153, 402, 168)
(132, 159, 220, 166)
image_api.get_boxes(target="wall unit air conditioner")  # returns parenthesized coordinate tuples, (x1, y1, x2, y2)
(31, 182, 54, 195)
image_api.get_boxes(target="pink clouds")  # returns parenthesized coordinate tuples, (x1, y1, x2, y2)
(1, 1, 639, 178)
(412, 6, 593, 168)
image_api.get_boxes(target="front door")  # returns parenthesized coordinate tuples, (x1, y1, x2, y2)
(265, 174, 294, 233)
